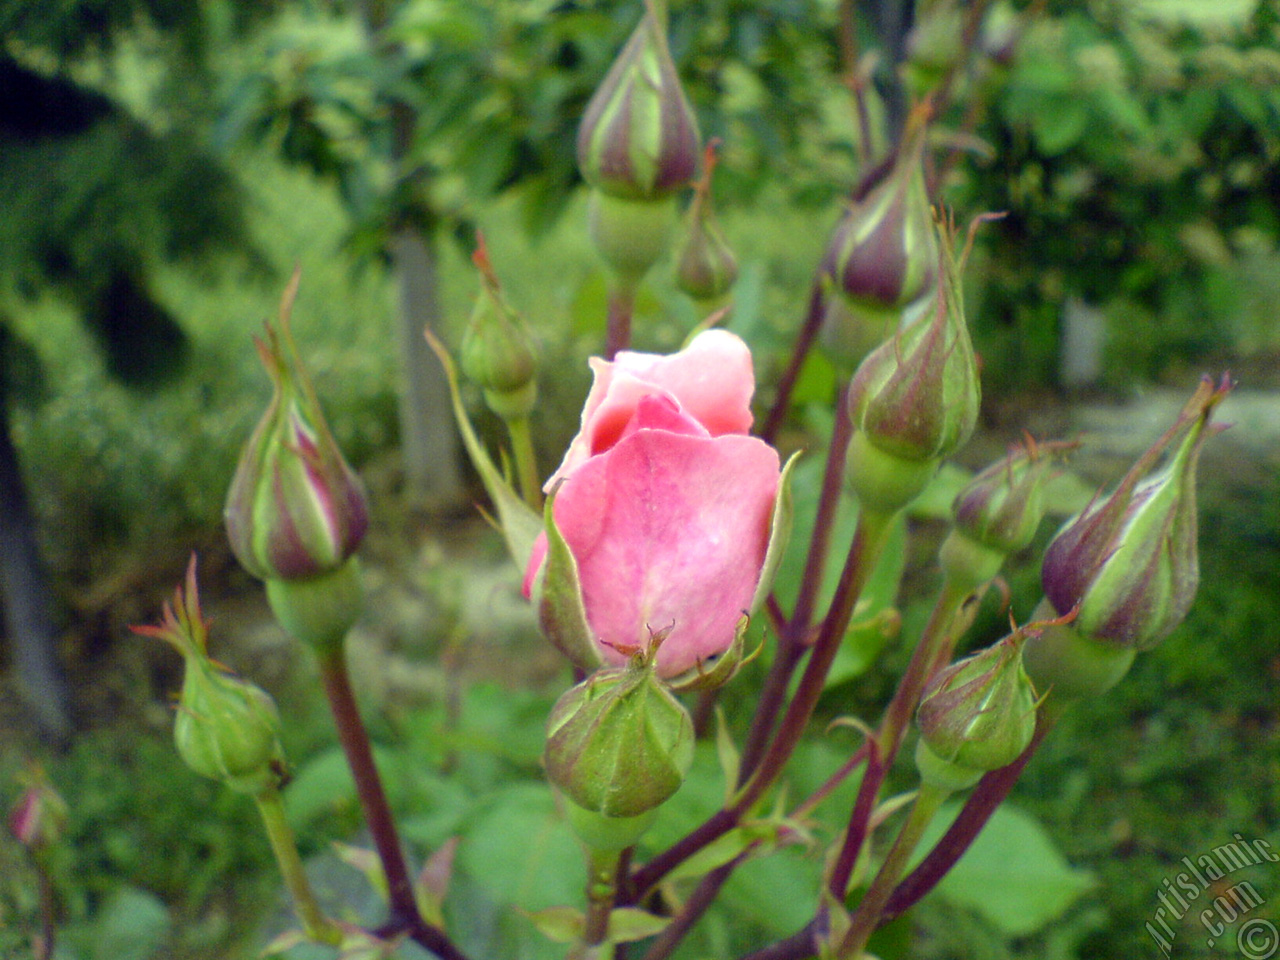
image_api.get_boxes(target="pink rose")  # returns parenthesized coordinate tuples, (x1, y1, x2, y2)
(524, 330, 781, 678)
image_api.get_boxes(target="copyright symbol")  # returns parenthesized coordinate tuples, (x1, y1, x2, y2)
(1238, 919, 1279, 960)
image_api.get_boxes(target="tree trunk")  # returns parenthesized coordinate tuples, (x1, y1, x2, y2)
(390, 228, 464, 508)
(0, 384, 70, 740)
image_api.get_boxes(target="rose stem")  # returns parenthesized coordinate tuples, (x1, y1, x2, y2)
(738, 383, 854, 778)
(760, 281, 826, 445)
(638, 853, 749, 960)
(318, 649, 471, 960)
(581, 848, 622, 949)
(254, 784, 341, 943)
(605, 282, 636, 360)
(881, 700, 1062, 923)
(825, 575, 970, 900)
(504, 413, 542, 510)
(835, 780, 951, 960)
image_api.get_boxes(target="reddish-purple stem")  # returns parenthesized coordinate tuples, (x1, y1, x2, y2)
(761, 281, 827, 445)
(320, 654, 470, 960)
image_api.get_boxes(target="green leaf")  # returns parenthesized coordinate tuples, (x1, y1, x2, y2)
(457, 784, 584, 913)
(89, 887, 170, 960)
(526, 905, 583, 943)
(917, 803, 1097, 936)
(607, 907, 673, 943)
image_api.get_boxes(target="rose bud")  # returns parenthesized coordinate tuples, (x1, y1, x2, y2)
(1041, 376, 1229, 650)
(545, 647, 694, 828)
(225, 275, 367, 651)
(9, 771, 68, 852)
(133, 558, 287, 796)
(460, 235, 538, 420)
(939, 438, 1074, 590)
(915, 628, 1038, 791)
(579, 2, 701, 287)
(523, 330, 784, 680)
(577, 2, 699, 203)
(676, 142, 738, 309)
(822, 106, 936, 319)
(844, 216, 981, 514)
(1024, 377, 1230, 699)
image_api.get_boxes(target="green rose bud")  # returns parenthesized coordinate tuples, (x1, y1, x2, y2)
(916, 628, 1038, 781)
(845, 216, 982, 513)
(225, 274, 368, 584)
(823, 105, 936, 317)
(460, 235, 538, 420)
(940, 438, 1074, 590)
(544, 641, 694, 821)
(1040, 376, 1229, 650)
(577, 2, 700, 202)
(133, 558, 287, 795)
(676, 142, 738, 307)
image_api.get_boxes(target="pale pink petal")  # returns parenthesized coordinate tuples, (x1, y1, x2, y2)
(549, 428, 780, 677)
(544, 330, 758, 490)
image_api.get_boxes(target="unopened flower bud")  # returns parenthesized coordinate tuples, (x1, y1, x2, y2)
(823, 106, 936, 318)
(544, 644, 694, 820)
(577, 3, 700, 202)
(676, 142, 738, 307)
(9, 772, 68, 851)
(916, 629, 1037, 782)
(845, 216, 981, 513)
(460, 236, 538, 420)
(1040, 376, 1229, 651)
(133, 558, 286, 795)
(940, 438, 1072, 589)
(225, 275, 368, 584)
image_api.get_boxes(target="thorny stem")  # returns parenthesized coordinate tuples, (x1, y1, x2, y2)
(319, 651, 472, 960)
(761, 281, 827, 445)
(505, 414, 543, 510)
(741, 509, 896, 809)
(837, 0, 875, 163)
(881, 699, 1063, 923)
(255, 785, 342, 944)
(826, 744, 883, 902)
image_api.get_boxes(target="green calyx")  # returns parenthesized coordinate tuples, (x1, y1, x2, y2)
(544, 657, 694, 820)
(1021, 599, 1136, 700)
(845, 429, 939, 514)
(588, 190, 678, 287)
(265, 557, 364, 655)
(175, 662, 287, 795)
(132, 558, 287, 795)
(916, 631, 1038, 774)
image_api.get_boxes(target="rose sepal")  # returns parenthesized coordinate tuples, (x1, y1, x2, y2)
(425, 330, 543, 569)
(749, 450, 801, 616)
(665, 614, 755, 694)
(531, 484, 606, 674)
